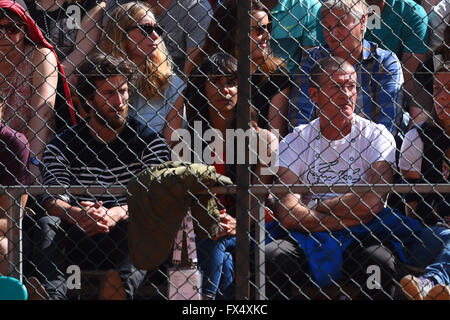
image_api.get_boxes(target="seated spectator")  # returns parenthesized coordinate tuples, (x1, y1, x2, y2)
(290, 0, 405, 139)
(409, 24, 449, 125)
(427, 0, 449, 51)
(266, 56, 429, 300)
(31, 53, 169, 300)
(25, 1, 107, 120)
(174, 52, 278, 299)
(164, 0, 291, 142)
(25, 1, 105, 76)
(103, 0, 212, 76)
(100, 1, 184, 135)
(0, 0, 75, 180)
(364, 0, 429, 122)
(399, 60, 450, 300)
(0, 87, 31, 275)
(270, 0, 323, 72)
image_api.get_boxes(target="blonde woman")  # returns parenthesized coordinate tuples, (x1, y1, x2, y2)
(100, 1, 185, 134)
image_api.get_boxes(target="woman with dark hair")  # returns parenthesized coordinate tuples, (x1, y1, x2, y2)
(409, 24, 450, 125)
(399, 61, 450, 300)
(176, 52, 278, 299)
(164, 0, 291, 143)
(0, 0, 75, 181)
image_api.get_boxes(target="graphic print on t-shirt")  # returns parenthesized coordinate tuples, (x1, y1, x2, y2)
(307, 159, 362, 185)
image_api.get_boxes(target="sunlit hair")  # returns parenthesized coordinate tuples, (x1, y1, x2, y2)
(185, 0, 283, 78)
(100, 1, 172, 99)
(320, 0, 368, 36)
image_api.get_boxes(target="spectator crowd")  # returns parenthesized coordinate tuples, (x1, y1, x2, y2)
(0, 0, 449, 300)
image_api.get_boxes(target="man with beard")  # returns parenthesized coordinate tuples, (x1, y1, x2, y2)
(32, 54, 169, 300)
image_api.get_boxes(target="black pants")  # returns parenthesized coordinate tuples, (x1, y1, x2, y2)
(265, 236, 399, 300)
(31, 216, 146, 300)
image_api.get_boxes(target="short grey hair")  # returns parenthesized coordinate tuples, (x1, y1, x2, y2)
(309, 56, 355, 88)
(320, 0, 368, 23)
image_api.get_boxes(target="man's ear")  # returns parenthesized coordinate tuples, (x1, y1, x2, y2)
(309, 86, 319, 104)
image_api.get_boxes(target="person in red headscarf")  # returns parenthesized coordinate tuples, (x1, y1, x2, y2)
(0, 0, 76, 182)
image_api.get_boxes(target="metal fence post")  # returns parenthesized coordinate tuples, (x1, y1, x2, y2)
(6, 189, 23, 282)
(255, 199, 266, 300)
(235, 0, 252, 300)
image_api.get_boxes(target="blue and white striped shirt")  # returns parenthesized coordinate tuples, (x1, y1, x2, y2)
(289, 40, 405, 135)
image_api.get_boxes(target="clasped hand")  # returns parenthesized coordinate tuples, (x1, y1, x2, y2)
(76, 201, 117, 237)
(212, 209, 236, 240)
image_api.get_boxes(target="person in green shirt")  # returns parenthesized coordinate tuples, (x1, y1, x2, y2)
(365, 0, 429, 123)
(270, 0, 323, 72)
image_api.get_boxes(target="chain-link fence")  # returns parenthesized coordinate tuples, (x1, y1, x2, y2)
(0, 0, 449, 300)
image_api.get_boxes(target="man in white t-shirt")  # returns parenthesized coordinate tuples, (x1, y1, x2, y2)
(265, 56, 420, 299)
(277, 56, 396, 234)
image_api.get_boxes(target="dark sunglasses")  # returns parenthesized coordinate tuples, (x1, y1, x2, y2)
(0, 23, 24, 35)
(250, 23, 272, 35)
(127, 24, 164, 37)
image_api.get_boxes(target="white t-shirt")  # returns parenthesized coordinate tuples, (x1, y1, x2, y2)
(398, 127, 424, 172)
(278, 115, 396, 203)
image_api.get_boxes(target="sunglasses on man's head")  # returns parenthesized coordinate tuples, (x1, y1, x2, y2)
(127, 24, 164, 37)
(0, 23, 24, 35)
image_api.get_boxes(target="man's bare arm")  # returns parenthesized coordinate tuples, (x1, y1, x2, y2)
(315, 161, 394, 219)
(275, 167, 370, 233)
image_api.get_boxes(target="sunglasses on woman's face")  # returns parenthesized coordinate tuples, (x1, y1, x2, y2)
(127, 24, 164, 37)
(250, 23, 271, 36)
(0, 23, 24, 35)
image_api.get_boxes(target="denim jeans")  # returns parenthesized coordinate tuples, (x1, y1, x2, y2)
(406, 225, 450, 285)
(197, 236, 236, 299)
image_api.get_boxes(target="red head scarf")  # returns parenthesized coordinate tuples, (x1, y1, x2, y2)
(0, 0, 77, 126)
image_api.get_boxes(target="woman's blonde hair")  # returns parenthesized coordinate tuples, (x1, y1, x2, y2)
(100, 1, 172, 99)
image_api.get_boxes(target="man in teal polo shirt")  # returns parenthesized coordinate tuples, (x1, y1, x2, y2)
(365, 0, 429, 122)
(271, 0, 323, 72)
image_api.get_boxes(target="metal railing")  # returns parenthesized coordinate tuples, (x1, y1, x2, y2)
(3, 183, 449, 299)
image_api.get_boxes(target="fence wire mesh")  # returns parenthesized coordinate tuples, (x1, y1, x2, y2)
(0, 0, 448, 301)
